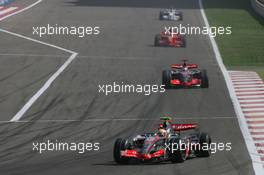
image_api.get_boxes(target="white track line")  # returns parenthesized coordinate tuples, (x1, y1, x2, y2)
(235, 85, 264, 88)
(232, 79, 263, 82)
(243, 108, 264, 112)
(234, 82, 263, 85)
(237, 91, 264, 95)
(0, 0, 79, 121)
(199, 0, 263, 174)
(241, 104, 264, 107)
(240, 99, 264, 103)
(0, 116, 237, 123)
(238, 95, 264, 99)
(11, 52, 77, 122)
(250, 129, 264, 132)
(236, 88, 264, 91)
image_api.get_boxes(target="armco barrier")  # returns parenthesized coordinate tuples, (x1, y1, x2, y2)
(0, 0, 15, 6)
(252, 0, 264, 17)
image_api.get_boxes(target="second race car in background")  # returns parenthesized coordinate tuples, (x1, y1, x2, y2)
(162, 60, 209, 89)
(154, 31, 186, 48)
(159, 8, 183, 21)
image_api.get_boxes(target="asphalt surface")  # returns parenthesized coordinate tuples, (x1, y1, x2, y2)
(0, 0, 256, 174)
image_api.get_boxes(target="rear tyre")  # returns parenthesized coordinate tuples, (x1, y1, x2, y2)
(201, 69, 209, 88)
(162, 70, 172, 89)
(159, 12, 163, 20)
(154, 34, 160, 46)
(181, 36, 186, 48)
(197, 133, 211, 157)
(113, 138, 129, 164)
(169, 138, 187, 163)
(179, 14, 183, 21)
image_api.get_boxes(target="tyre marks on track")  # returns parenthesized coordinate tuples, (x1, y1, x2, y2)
(230, 71, 264, 167)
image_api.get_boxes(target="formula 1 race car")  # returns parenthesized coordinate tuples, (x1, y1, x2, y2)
(162, 60, 209, 89)
(159, 8, 183, 21)
(113, 117, 211, 164)
(154, 31, 185, 47)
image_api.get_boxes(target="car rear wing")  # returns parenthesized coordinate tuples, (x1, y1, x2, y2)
(171, 64, 198, 69)
(171, 124, 197, 131)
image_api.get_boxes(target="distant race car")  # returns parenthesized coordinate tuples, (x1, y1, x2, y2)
(159, 8, 183, 21)
(162, 60, 209, 89)
(113, 117, 211, 164)
(154, 31, 185, 47)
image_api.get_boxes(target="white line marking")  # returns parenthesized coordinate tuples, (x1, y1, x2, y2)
(0, 29, 76, 54)
(255, 140, 264, 143)
(230, 74, 258, 76)
(236, 87, 264, 90)
(250, 129, 264, 132)
(237, 92, 264, 95)
(232, 79, 263, 81)
(0, 0, 42, 21)
(232, 76, 259, 78)
(0, 0, 79, 121)
(0, 53, 155, 60)
(244, 113, 264, 116)
(253, 135, 264, 138)
(0, 7, 17, 15)
(238, 95, 264, 99)
(236, 88, 264, 91)
(0, 116, 237, 123)
(234, 82, 264, 85)
(0, 53, 70, 58)
(243, 108, 264, 112)
(199, 0, 263, 173)
(242, 104, 264, 107)
(248, 123, 264, 127)
(230, 71, 257, 74)
(240, 99, 264, 103)
(11, 52, 78, 122)
(231, 74, 259, 77)
(235, 85, 264, 88)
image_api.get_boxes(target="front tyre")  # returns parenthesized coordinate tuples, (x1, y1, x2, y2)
(197, 133, 211, 157)
(201, 69, 209, 88)
(154, 34, 161, 46)
(113, 138, 129, 164)
(162, 70, 172, 89)
(169, 138, 187, 163)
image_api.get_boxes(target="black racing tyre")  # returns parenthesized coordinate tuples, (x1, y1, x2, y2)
(169, 138, 187, 163)
(197, 133, 211, 157)
(201, 69, 209, 88)
(162, 70, 171, 89)
(113, 138, 129, 164)
(179, 14, 183, 21)
(159, 12, 163, 20)
(181, 36, 186, 48)
(154, 34, 160, 46)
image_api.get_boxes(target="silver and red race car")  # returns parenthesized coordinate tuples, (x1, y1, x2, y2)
(162, 60, 209, 89)
(113, 117, 211, 164)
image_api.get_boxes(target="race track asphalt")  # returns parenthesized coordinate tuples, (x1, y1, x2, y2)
(0, 0, 255, 174)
